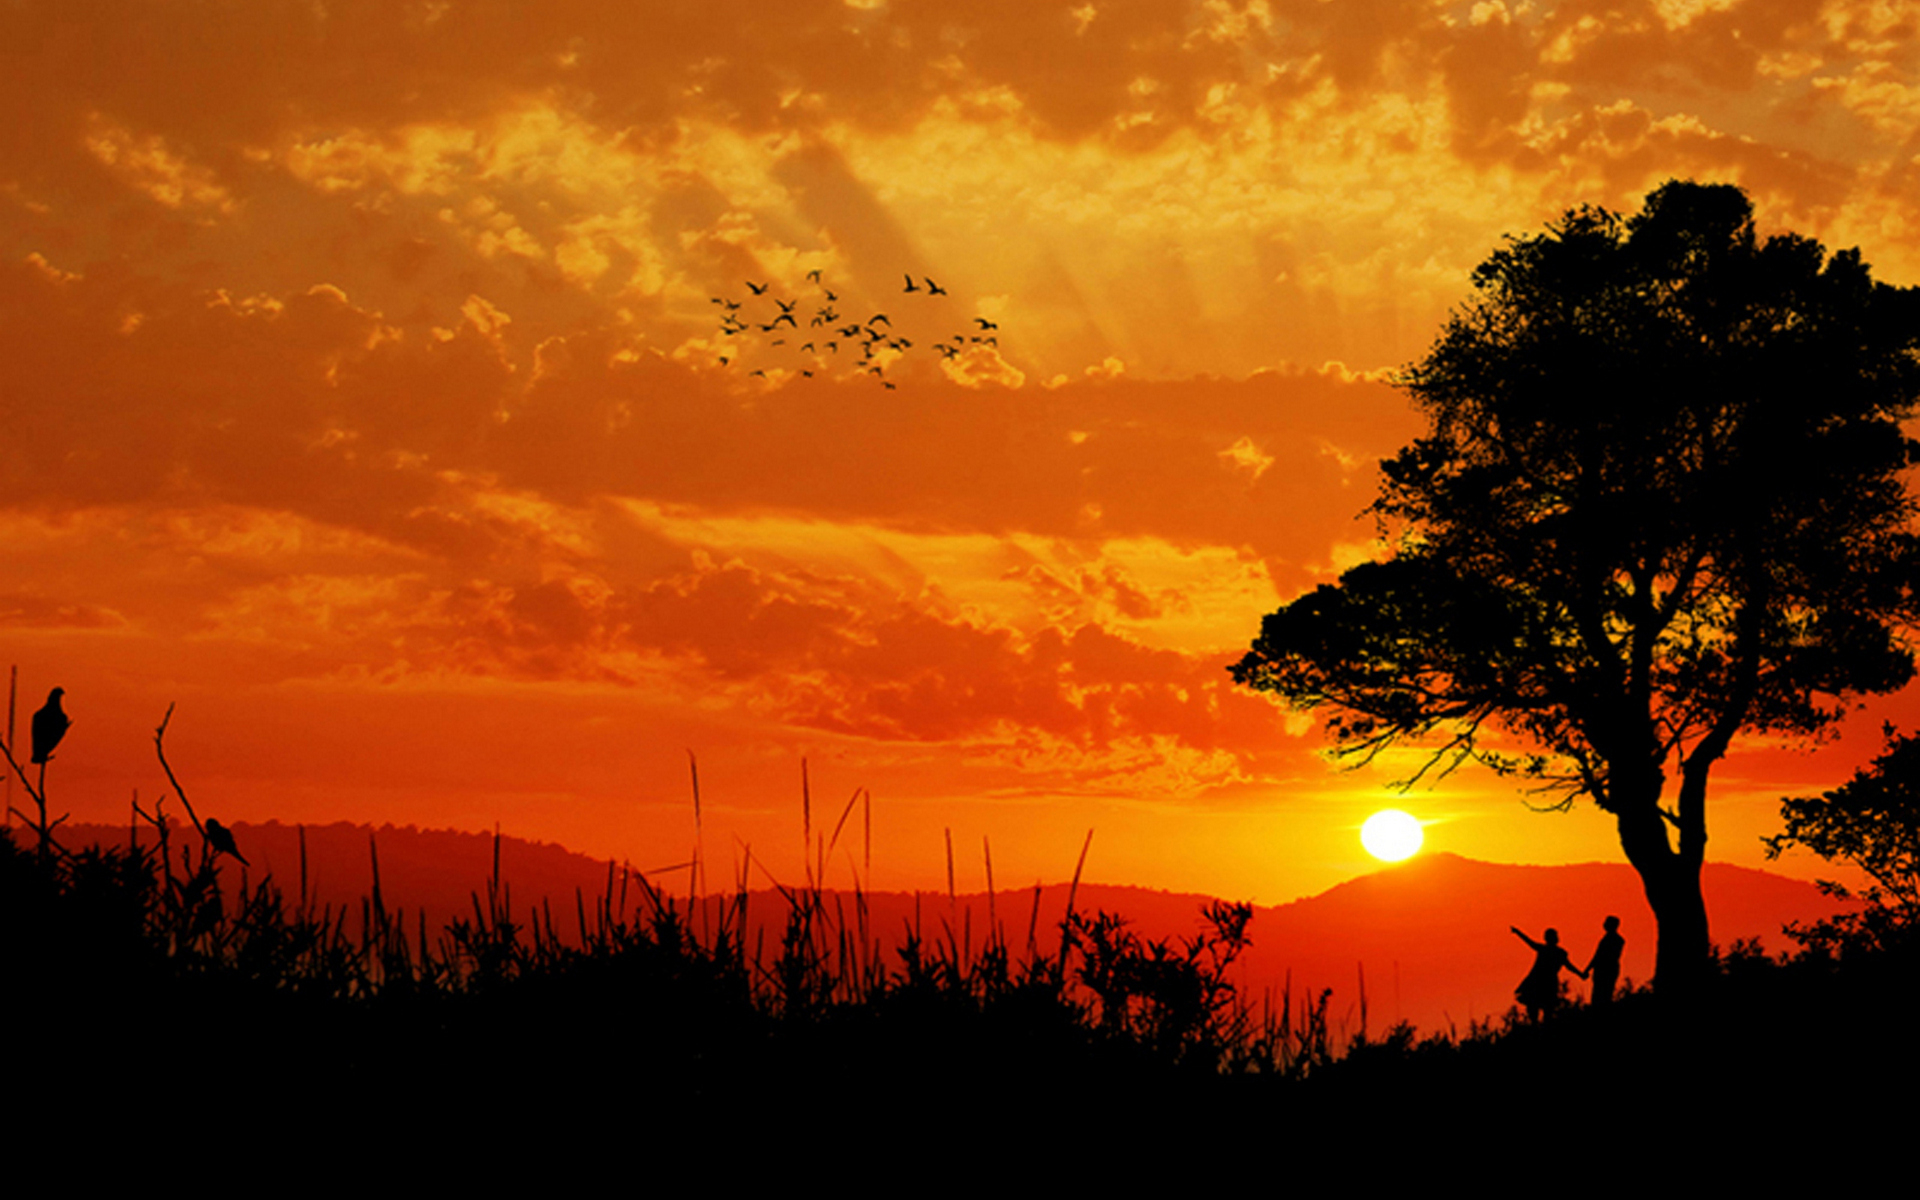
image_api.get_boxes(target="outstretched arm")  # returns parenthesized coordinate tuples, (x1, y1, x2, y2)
(1510, 925, 1543, 951)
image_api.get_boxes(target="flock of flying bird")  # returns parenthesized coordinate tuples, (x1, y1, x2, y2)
(15, 687, 247, 865)
(708, 269, 1004, 387)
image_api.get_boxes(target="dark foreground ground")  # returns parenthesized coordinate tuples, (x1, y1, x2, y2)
(6, 829, 1913, 1183)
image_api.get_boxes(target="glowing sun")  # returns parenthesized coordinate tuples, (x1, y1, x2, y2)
(1360, 810, 1424, 862)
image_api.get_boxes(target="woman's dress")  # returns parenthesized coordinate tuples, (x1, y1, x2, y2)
(1516, 943, 1572, 1010)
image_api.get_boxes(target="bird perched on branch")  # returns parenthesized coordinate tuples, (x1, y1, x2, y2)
(206, 818, 249, 866)
(30, 688, 69, 764)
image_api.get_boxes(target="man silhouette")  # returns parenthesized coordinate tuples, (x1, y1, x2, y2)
(1586, 916, 1625, 1007)
(30, 688, 69, 764)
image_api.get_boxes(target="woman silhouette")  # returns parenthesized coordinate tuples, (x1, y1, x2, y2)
(1510, 925, 1585, 1021)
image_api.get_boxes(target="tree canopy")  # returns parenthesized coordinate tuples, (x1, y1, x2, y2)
(1232, 180, 1920, 985)
(1766, 724, 1920, 950)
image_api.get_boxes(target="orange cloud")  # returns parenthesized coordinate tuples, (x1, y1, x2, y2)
(5, 1, 1917, 894)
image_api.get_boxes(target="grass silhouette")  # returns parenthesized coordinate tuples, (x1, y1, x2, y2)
(5, 710, 1918, 1174)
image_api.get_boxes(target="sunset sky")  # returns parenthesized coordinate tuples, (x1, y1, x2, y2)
(4, 1, 1918, 904)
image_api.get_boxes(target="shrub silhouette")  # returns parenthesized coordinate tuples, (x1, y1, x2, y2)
(1768, 725, 1920, 956)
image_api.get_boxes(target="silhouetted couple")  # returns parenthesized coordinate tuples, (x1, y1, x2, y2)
(1510, 917, 1624, 1020)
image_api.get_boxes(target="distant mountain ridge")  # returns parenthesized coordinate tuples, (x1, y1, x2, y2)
(30, 821, 1845, 1035)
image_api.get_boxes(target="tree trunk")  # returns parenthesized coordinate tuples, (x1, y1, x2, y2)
(1639, 853, 1709, 989)
(1615, 794, 1711, 990)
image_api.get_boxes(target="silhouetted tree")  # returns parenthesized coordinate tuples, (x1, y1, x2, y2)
(1767, 725, 1920, 947)
(1232, 181, 1920, 988)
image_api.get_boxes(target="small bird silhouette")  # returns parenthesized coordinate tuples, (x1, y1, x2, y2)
(206, 818, 249, 866)
(925, 278, 947, 295)
(30, 688, 69, 765)
(903, 273, 920, 293)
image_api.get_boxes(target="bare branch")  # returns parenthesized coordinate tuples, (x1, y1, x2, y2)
(153, 702, 207, 839)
